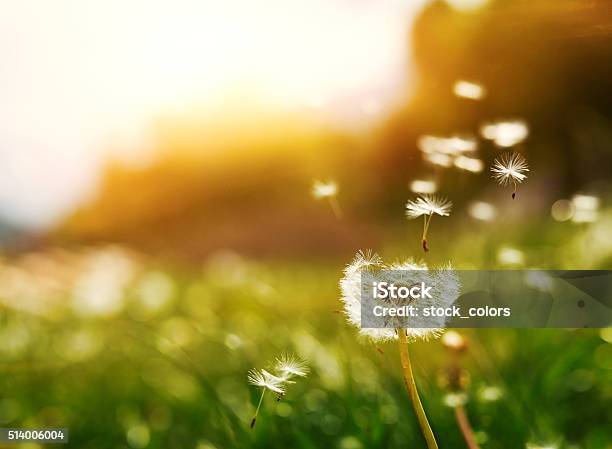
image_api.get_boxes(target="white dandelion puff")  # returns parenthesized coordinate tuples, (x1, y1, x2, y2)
(275, 354, 309, 379)
(406, 195, 452, 218)
(490, 152, 529, 199)
(248, 356, 309, 428)
(339, 251, 460, 448)
(406, 195, 452, 252)
(248, 368, 285, 428)
(339, 251, 460, 342)
(248, 369, 285, 394)
(312, 179, 342, 218)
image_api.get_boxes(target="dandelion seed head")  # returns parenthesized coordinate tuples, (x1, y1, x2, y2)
(276, 354, 309, 378)
(406, 195, 452, 219)
(468, 201, 497, 222)
(410, 179, 437, 194)
(248, 368, 285, 394)
(453, 80, 486, 100)
(340, 251, 460, 343)
(454, 156, 484, 173)
(312, 180, 338, 199)
(480, 120, 528, 147)
(490, 152, 529, 186)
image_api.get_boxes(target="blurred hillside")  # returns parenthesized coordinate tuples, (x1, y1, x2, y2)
(56, 108, 384, 260)
(56, 0, 612, 260)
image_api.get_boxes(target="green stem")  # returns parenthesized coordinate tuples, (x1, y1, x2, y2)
(397, 329, 439, 449)
(250, 388, 266, 428)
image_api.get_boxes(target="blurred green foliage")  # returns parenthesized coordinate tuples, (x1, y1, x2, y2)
(1, 231, 611, 449)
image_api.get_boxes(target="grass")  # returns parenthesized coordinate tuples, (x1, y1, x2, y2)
(0, 239, 611, 449)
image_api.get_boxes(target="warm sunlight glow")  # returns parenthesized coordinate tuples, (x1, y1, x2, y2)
(0, 0, 425, 228)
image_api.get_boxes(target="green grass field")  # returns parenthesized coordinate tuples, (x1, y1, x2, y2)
(1, 233, 611, 449)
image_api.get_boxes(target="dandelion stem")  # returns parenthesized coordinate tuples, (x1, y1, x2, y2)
(422, 214, 433, 252)
(327, 196, 343, 218)
(397, 329, 439, 449)
(250, 388, 266, 428)
(454, 404, 481, 449)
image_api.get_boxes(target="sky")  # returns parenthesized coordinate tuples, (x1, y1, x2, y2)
(0, 0, 429, 230)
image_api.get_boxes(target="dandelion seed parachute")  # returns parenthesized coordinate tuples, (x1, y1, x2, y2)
(405, 195, 452, 252)
(490, 152, 529, 199)
(275, 354, 309, 378)
(247, 354, 309, 428)
(405, 195, 452, 219)
(247, 369, 285, 394)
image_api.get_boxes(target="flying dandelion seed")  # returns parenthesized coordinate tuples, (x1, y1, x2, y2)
(406, 195, 452, 252)
(453, 80, 486, 100)
(276, 354, 309, 379)
(248, 355, 308, 427)
(480, 120, 528, 147)
(248, 369, 285, 394)
(340, 250, 459, 449)
(274, 354, 309, 401)
(490, 152, 529, 199)
(312, 179, 343, 218)
(248, 368, 285, 428)
(410, 180, 438, 194)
